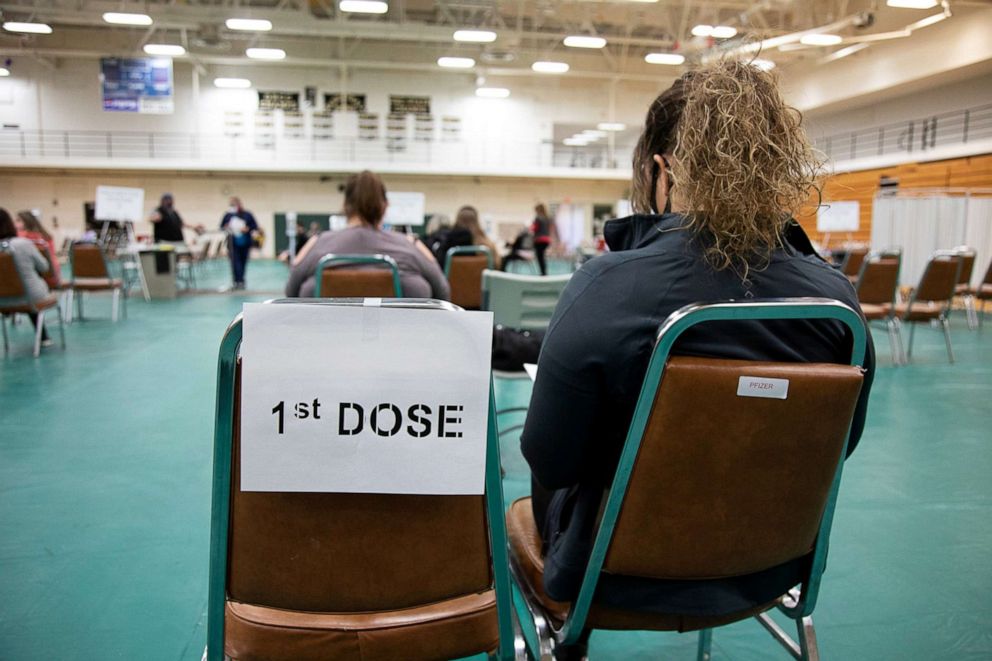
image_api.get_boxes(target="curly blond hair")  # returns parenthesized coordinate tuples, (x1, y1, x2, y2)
(634, 60, 824, 278)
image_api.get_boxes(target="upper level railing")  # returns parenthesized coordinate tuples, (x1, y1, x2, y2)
(0, 127, 635, 174)
(813, 103, 992, 163)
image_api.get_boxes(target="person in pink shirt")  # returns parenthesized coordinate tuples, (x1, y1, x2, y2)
(15, 211, 61, 285)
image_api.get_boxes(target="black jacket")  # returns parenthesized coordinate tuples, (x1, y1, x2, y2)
(520, 213, 874, 614)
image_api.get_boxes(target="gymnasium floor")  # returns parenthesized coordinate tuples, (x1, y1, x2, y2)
(1, 259, 990, 660)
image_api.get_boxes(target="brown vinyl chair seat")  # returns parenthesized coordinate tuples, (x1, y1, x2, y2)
(225, 591, 498, 661)
(320, 269, 397, 298)
(976, 283, 992, 299)
(448, 254, 490, 310)
(890, 301, 944, 321)
(0, 294, 59, 315)
(70, 276, 123, 291)
(506, 498, 776, 634)
(858, 303, 889, 320)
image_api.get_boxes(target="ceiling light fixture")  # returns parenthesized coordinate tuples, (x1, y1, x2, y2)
(752, 58, 776, 71)
(820, 43, 869, 63)
(532, 61, 569, 73)
(476, 87, 510, 98)
(438, 56, 475, 68)
(691, 25, 712, 37)
(564, 35, 607, 49)
(225, 18, 273, 31)
(0, 67, 9, 77)
(582, 130, 607, 138)
(597, 122, 626, 131)
(214, 78, 252, 89)
(800, 33, 843, 46)
(909, 12, 949, 29)
(711, 26, 738, 39)
(339, 0, 389, 13)
(644, 52, 685, 65)
(454, 29, 497, 43)
(886, 0, 938, 8)
(246, 47, 286, 60)
(564, 137, 591, 147)
(2, 22, 53, 34)
(143, 44, 186, 56)
(102, 12, 153, 26)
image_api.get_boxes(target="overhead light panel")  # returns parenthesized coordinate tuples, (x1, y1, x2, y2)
(597, 122, 626, 131)
(752, 58, 776, 71)
(582, 130, 607, 138)
(691, 25, 713, 37)
(144, 44, 186, 56)
(645, 52, 685, 65)
(438, 56, 475, 68)
(887, 0, 938, 8)
(102, 12, 153, 26)
(246, 48, 286, 60)
(711, 26, 738, 39)
(532, 61, 569, 74)
(564, 137, 590, 146)
(214, 78, 252, 89)
(339, 0, 389, 13)
(564, 35, 607, 49)
(476, 87, 510, 98)
(2, 22, 53, 34)
(225, 18, 273, 31)
(0, 68, 9, 77)
(800, 33, 843, 46)
(454, 29, 497, 43)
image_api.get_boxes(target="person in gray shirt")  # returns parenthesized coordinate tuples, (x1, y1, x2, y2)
(285, 171, 450, 300)
(0, 208, 53, 343)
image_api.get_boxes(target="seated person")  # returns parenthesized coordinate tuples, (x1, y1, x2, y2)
(520, 60, 875, 652)
(454, 205, 503, 270)
(424, 213, 471, 266)
(15, 210, 61, 286)
(286, 170, 450, 299)
(0, 208, 54, 346)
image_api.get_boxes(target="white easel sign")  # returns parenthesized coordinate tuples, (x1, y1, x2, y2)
(95, 185, 145, 223)
(817, 201, 860, 233)
(383, 191, 426, 226)
(239, 302, 494, 495)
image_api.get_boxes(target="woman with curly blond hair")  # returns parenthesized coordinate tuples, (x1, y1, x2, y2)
(519, 60, 875, 657)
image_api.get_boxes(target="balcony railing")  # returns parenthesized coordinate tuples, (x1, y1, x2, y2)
(813, 103, 992, 163)
(0, 128, 634, 174)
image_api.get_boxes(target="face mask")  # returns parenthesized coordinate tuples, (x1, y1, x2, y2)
(228, 207, 238, 214)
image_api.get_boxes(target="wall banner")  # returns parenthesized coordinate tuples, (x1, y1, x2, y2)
(100, 58, 174, 114)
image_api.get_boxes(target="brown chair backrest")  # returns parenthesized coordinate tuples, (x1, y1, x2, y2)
(0, 250, 27, 299)
(449, 255, 489, 309)
(856, 256, 900, 306)
(227, 364, 493, 612)
(71, 243, 109, 279)
(954, 250, 975, 287)
(982, 258, 992, 287)
(319, 267, 397, 298)
(841, 247, 868, 277)
(604, 356, 863, 580)
(915, 254, 961, 304)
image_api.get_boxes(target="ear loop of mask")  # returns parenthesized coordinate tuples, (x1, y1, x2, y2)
(651, 156, 674, 215)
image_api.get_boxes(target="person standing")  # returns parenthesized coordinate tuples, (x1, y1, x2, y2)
(149, 193, 201, 244)
(531, 203, 554, 275)
(221, 197, 259, 290)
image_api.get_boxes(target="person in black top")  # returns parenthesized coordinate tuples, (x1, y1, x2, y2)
(530, 203, 554, 275)
(520, 60, 875, 658)
(149, 194, 201, 243)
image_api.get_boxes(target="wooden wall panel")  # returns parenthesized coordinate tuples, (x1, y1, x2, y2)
(798, 152, 992, 246)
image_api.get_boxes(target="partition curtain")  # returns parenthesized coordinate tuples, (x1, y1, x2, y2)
(871, 194, 992, 286)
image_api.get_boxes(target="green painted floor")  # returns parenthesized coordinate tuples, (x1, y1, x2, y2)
(1, 259, 990, 660)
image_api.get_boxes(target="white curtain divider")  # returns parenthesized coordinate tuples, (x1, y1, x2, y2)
(871, 193, 992, 287)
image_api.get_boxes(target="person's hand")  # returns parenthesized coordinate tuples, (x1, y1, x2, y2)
(195, 224, 206, 234)
(241, 226, 250, 234)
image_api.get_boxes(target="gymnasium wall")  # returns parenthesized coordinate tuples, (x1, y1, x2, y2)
(799, 153, 992, 246)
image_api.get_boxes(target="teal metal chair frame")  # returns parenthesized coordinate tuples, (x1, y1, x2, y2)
(313, 253, 402, 297)
(444, 245, 494, 276)
(512, 298, 868, 661)
(206, 298, 518, 661)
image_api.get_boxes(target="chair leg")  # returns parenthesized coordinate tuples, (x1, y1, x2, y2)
(906, 321, 916, 360)
(76, 290, 84, 321)
(56, 304, 66, 350)
(112, 288, 119, 323)
(964, 295, 977, 330)
(797, 615, 820, 661)
(941, 316, 955, 363)
(697, 628, 713, 661)
(33, 310, 45, 358)
(1, 315, 9, 356)
(885, 319, 900, 365)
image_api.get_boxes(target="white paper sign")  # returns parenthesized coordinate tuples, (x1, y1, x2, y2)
(95, 185, 145, 223)
(737, 376, 789, 400)
(384, 191, 426, 226)
(240, 302, 493, 494)
(817, 201, 860, 233)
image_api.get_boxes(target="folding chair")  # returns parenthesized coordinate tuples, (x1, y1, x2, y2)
(855, 249, 904, 364)
(30, 240, 72, 323)
(508, 298, 868, 661)
(893, 251, 961, 363)
(446, 245, 494, 310)
(481, 270, 570, 332)
(840, 246, 869, 283)
(206, 298, 518, 661)
(68, 242, 126, 322)
(971, 257, 992, 329)
(0, 246, 66, 357)
(947, 246, 978, 330)
(314, 254, 403, 298)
